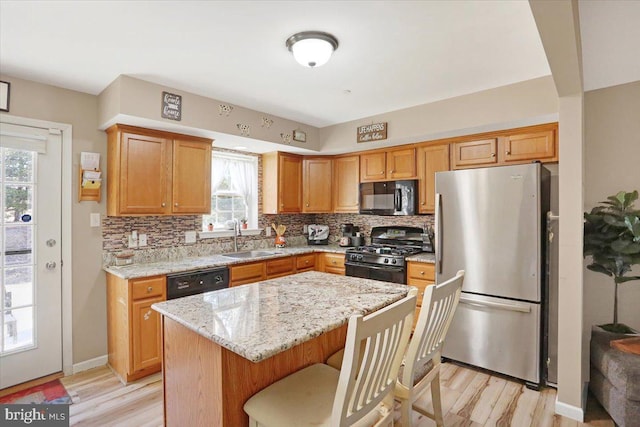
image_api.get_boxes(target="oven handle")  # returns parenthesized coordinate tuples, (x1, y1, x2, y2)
(394, 188, 402, 211)
(345, 261, 404, 273)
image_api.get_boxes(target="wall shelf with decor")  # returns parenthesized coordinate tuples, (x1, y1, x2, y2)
(78, 152, 102, 202)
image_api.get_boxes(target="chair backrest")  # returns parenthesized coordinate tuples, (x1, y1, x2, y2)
(401, 270, 464, 388)
(332, 288, 418, 427)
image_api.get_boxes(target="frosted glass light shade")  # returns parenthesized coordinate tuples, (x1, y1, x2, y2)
(286, 31, 339, 68)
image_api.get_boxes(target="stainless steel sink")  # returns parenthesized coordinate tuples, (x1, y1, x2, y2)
(221, 250, 282, 259)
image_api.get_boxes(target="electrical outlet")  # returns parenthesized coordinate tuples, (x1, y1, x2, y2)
(139, 234, 148, 247)
(132, 230, 138, 240)
(128, 234, 138, 248)
(303, 224, 308, 234)
(265, 226, 272, 236)
(185, 231, 197, 244)
(90, 213, 101, 227)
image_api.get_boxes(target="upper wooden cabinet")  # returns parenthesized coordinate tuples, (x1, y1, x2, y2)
(360, 148, 416, 182)
(106, 124, 212, 216)
(263, 152, 302, 214)
(302, 157, 333, 213)
(417, 144, 450, 214)
(333, 155, 360, 213)
(452, 124, 558, 170)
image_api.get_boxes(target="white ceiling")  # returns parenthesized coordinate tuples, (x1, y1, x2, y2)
(0, 1, 637, 130)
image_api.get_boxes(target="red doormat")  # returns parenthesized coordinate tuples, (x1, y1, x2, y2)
(0, 379, 71, 404)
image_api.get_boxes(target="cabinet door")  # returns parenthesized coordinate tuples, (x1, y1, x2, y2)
(266, 256, 295, 279)
(230, 262, 266, 286)
(387, 148, 416, 179)
(296, 253, 316, 272)
(172, 139, 212, 214)
(502, 130, 556, 163)
(451, 138, 498, 169)
(278, 154, 302, 213)
(418, 145, 449, 213)
(119, 132, 171, 214)
(360, 152, 386, 182)
(131, 297, 163, 373)
(333, 156, 360, 213)
(320, 253, 346, 275)
(302, 158, 333, 213)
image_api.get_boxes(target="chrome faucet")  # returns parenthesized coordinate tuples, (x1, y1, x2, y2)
(232, 219, 242, 252)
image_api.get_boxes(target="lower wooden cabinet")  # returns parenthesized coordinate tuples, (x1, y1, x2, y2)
(296, 253, 316, 272)
(318, 252, 346, 275)
(107, 274, 166, 384)
(266, 256, 296, 279)
(230, 262, 266, 286)
(406, 262, 435, 329)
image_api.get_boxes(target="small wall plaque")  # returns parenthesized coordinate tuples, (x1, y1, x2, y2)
(161, 91, 182, 121)
(293, 129, 306, 143)
(0, 81, 10, 112)
(357, 122, 387, 143)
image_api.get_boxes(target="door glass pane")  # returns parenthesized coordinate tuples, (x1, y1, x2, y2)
(1, 147, 36, 354)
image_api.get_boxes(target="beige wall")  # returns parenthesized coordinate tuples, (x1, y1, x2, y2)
(584, 81, 640, 331)
(0, 74, 108, 364)
(319, 76, 558, 153)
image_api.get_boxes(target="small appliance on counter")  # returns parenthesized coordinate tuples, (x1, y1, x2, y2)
(339, 223, 361, 247)
(307, 224, 329, 245)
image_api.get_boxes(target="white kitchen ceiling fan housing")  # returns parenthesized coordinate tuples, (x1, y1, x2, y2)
(286, 31, 339, 68)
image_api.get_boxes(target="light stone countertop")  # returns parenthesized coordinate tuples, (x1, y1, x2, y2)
(405, 252, 436, 263)
(151, 271, 409, 362)
(103, 245, 348, 279)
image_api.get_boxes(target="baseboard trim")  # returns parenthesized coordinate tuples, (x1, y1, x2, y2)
(555, 396, 585, 422)
(72, 355, 108, 375)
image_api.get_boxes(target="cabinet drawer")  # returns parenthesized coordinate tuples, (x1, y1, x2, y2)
(323, 253, 345, 269)
(296, 254, 316, 271)
(131, 276, 166, 300)
(408, 279, 435, 307)
(230, 262, 266, 286)
(266, 256, 295, 279)
(407, 262, 435, 281)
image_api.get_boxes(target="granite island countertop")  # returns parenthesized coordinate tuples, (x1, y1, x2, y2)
(151, 271, 409, 362)
(103, 245, 348, 279)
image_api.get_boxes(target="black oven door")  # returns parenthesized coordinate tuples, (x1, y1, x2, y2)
(345, 262, 406, 284)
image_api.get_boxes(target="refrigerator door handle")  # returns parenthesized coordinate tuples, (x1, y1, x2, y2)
(459, 296, 532, 313)
(435, 192, 443, 274)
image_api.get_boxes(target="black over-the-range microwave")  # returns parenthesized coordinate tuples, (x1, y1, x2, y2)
(359, 180, 418, 216)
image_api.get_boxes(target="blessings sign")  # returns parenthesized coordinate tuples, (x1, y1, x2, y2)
(357, 122, 387, 143)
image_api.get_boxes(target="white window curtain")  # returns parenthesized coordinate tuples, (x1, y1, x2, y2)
(211, 156, 227, 193)
(229, 159, 257, 227)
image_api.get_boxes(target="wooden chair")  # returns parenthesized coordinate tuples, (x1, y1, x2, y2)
(394, 270, 464, 427)
(243, 288, 418, 427)
(326, 271, 464, 427)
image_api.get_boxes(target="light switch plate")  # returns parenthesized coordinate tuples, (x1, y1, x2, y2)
(139, 234, 148, 247)
(265, 226, 272, 236)
(90, 213, 101, 227)
(128, 234, 138, 248)
(185, 231, 197, 244)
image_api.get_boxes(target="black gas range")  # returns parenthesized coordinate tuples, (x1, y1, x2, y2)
(345, 226, 430, 284)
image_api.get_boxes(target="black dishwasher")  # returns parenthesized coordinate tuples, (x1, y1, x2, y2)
(166, 266, 229, 300)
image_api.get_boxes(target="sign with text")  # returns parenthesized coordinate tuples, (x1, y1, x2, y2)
(357, 122, 387, 143)
(161, 91, 182, 121)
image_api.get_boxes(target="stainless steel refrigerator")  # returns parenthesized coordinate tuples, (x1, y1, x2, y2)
(435, 163, 550, 387)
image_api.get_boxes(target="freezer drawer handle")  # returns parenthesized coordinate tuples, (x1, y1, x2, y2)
(459, 296, 531, 313)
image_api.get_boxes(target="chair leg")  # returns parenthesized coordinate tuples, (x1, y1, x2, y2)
(399, 398, 412, 427)
(248, 416, 260, 427)
(430, 372, 444, 427)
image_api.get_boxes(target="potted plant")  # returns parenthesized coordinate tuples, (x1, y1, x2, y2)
(584, 190, 640, 333)
(240, 218, 248, 230)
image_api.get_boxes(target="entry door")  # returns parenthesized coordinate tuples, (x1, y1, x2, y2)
(0, 123, 62, 389)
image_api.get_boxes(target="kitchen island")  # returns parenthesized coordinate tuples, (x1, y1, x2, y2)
(152, 271, 409, 426)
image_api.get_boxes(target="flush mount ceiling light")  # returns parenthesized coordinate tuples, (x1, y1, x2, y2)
(286, 31, 339, 68)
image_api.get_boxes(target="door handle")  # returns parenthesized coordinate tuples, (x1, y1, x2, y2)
(46, 261, 57, 270)
(459, 296, 531, 313)
(435, 193, 443, 275)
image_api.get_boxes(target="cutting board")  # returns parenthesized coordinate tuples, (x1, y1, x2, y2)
(610, 337, 640, 355)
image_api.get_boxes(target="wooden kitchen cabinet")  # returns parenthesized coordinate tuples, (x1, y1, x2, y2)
(296, 253, 316, 272)
(332, 155, 360, 213)
(263, 152, 302, 214)
(417, 144, 450, 213)
(406, 262, 435, 330)
(360, 148, 416, 182)
(230, 262, 266, 286)
(106, 124, 212, 216)
(318, 252, 346, 275)
(107, 273, 166, 384)
(451, 138, 498, 169)
(266, 256, 295, 279)
(302, 157, 333, 213)
(501, 128, 556, 164)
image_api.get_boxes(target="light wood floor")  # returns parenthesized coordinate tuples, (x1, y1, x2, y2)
(60, 363, 613, 427)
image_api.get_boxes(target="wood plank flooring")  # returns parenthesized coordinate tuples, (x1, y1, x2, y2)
(60, 363, 613, 427)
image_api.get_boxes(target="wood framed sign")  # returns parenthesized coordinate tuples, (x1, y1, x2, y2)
(0, 81, 10, 112)
(357, 122, 387, 143)
(161, 91, 182, 121)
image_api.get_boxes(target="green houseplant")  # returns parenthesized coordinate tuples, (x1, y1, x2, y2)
(584, 190, 640, 333)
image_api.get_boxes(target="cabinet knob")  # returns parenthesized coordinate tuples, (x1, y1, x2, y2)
(332, 260, 336, 264)
(420, 271, 425, 275)
(389, 170, 395, 174)
(421, 202, 426, 205)
(506, 151, 511, 155)
(147, 286, 153, 293)
(161, 202, 166, 207)
(380, 171, 384, 175)
(175, 203, 178, 207)
(306, 203, 309, 207)
(491, 153, 496, 158)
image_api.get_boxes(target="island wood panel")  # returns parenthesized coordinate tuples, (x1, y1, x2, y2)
(162, 317, 348, 427)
